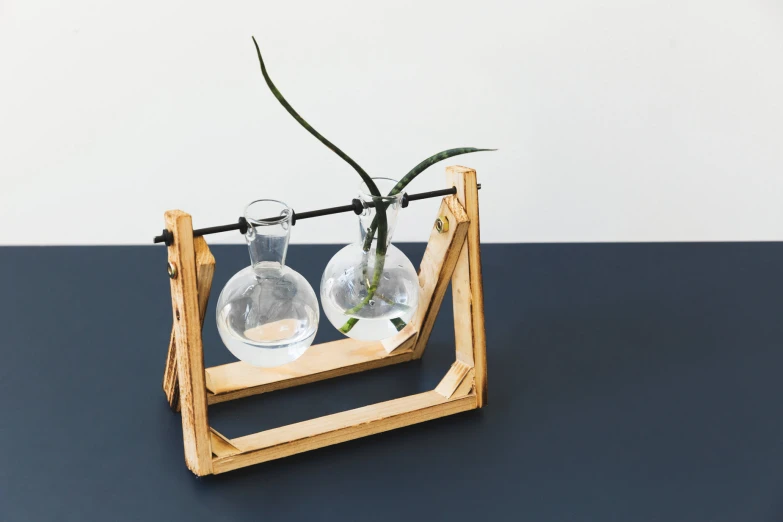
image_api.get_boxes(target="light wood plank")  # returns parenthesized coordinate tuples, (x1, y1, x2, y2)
(212, 391, 477, 473)
(205, 336, 416, 404)
(446, 166, 488, 407)
(210, 428, 241, 458)
(163, 237, 214, 411)
(452, 368, 475, 398)
(434, 360, 473, 398)
(451, 245, 474, 367)
(411, 196, 470, 358)
(381, 323, 418, 354)
(166, 210, 212, 476)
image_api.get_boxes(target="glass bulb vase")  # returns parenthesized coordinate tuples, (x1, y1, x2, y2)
(320, 178, 420, 341)
(216, 199, 319, 367)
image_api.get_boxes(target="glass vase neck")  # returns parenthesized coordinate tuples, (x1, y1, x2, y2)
(358, 177, 402, 252)
(244, 199, 292, 269)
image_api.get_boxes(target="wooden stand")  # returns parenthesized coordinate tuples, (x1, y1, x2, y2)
(162, 166, 487, 476)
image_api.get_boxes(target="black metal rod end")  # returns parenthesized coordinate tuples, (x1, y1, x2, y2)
(153, 229, 173, 246)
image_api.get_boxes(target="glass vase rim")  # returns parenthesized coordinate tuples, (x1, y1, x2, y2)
(358, 177, 402, 202)
(244, 199, 292, 226)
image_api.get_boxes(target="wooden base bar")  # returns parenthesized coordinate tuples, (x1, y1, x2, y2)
(205, 334, 417, 404)
(162, 166, 488, 476)
(212, 390, 477, 474)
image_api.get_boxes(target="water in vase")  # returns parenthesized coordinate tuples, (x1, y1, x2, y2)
(215, 201, 319, 367)
(320, 178, 420, 341)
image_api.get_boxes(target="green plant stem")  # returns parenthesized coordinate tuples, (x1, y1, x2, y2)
(342, 201, 389, 317)
(338, 245, 393, 334)
(339, 223, 389, 333)
(252, 37, 393, 334)
(252, 37, 381, 200)
(361, 148, 496, 251)
(339, 317, 359, 333)
(390, 318, 407, 331)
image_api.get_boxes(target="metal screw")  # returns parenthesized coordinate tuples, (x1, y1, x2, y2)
(435, 215, 450, 233)
(167, 262, 178, 279)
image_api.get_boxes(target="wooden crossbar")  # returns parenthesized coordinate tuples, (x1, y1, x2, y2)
(211, 389, 477, 473)
(204, 335, 417, 404)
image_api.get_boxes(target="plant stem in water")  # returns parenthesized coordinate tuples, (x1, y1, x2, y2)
(341, 148, 496, 333)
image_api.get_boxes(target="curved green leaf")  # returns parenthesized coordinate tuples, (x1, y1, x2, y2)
(390, 147, 497, 195)
(360, 147, 496, 251)
(251, 37, 381, 197)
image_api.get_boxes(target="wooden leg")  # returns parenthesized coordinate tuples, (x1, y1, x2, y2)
(409, 196, 469, 358)
(166, 211, 212, 476)
(446, 166, 488, 407)
(163, 237, 215, 411)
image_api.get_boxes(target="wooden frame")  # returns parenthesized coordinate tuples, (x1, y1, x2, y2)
(162, 166, 487, 476)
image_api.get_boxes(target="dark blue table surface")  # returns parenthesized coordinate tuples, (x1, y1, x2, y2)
(1, 243, 781, 522)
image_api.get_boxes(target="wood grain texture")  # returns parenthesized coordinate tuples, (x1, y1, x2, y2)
(211, 391, 477, 473)
(434, 360, 473, 398)
(210, 428, 241, 458)
(411, 196, 470, 358)
(204, 336, 417, 404)
(451, 368, 476, 398)
(446, 166, 488, 407)
(381, 323, 418, 354)
(451, 245, 474, 367)
(163, 237, 214, 411)
(166, 210, 212, 476)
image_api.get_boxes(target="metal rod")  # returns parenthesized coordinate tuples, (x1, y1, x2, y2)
(153, 185, 471, 245)
(192, 221, 247, 236)
(291, 202, 361, 224)
(403, 187, 459, 204)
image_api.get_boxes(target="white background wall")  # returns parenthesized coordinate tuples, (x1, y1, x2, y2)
(1, 0, 781, 245)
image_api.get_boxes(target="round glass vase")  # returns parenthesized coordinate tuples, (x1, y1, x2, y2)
(216, 199, 319, 367)
(320, 178, 420, 341)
